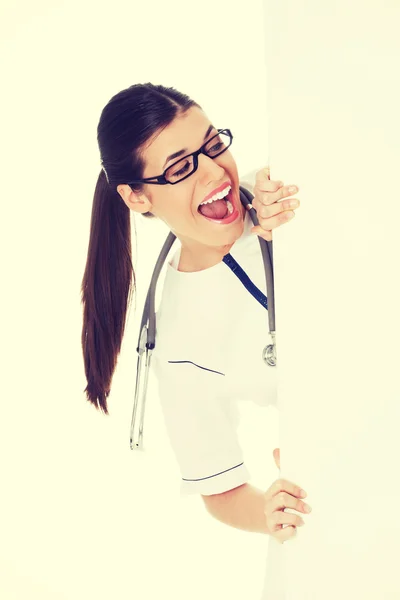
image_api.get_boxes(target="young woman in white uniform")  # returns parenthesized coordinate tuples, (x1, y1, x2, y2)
(81, 82, 312, 548)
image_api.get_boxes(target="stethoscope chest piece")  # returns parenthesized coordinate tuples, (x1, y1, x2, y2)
(262, 345, 276, 367)
(263, 332, 277, 367)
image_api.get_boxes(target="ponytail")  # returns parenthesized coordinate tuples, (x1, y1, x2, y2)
(80, 169, 134, 414)
(81, 82, 200, 414)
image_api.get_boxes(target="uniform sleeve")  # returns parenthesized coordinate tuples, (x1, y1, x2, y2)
(151, 354, 251, 497)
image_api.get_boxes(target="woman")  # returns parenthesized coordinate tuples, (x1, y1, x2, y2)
(81, 82, 311, 546)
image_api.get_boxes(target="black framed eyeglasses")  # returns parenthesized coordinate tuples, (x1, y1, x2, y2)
(126, 128, 233, 187)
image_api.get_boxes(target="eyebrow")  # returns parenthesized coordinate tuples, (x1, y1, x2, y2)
(162, 124, 216, 170)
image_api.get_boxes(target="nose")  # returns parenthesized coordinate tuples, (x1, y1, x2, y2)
(198, 153, 225, 183)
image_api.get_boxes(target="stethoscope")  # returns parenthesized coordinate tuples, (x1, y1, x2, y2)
(130, 184, 276, 450)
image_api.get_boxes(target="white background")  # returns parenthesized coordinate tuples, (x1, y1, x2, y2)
(0, 1, 280, 599)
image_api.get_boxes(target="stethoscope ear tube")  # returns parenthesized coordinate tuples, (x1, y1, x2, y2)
(238, 187, 276, 367)
(137, 231, 177, 352)
(130, 186, 276, 449)
(238, 187, 275, 334)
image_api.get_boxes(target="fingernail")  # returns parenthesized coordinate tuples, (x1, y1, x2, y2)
(304, 504, 312, 513)
(288, 185, 297, 193)
(300, 489, 307, 498)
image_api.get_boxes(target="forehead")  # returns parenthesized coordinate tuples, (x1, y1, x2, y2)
(142, 106, 212, 172)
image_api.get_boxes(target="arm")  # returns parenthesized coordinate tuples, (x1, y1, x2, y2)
(201, 482, 270, 536)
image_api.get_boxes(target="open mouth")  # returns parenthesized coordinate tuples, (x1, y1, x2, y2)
(197, 188, 238, 223)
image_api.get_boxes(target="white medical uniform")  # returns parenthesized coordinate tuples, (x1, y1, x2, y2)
(151, 177, 278, 498)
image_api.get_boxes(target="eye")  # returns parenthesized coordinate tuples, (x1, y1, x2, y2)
(209, 142, 224, 153)
(176, 163, 190, 176)
(204, 132, 227, 156)
(170, 161, 191, 179)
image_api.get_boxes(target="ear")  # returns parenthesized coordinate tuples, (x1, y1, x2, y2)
(117, 184, 153, 214)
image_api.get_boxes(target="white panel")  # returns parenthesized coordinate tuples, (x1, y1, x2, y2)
(262, 1, 400, 598)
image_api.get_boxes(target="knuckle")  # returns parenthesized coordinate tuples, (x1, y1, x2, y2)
(259, 191, 272, 205)
(261, 194, 271, 206)
(279, 492, 287, 505)
(274, 212, 283, 223)
(284, 199, 292, 210)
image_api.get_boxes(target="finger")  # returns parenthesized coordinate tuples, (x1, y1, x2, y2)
(275, 511, 305, 528)
(258, 197, 300, 221)
(254, 174, 284, 194)
(272, 491, 311, 515)
(274, 525, 298, 544)
(250, 226, 272, 242)
(268, 478, 306, 501)
(265, 506, 305, 535)
(257, 210, 296, 233)
(253, 184, 299, 209)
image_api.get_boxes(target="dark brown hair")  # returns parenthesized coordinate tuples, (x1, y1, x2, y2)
(80, 83, 200, 414)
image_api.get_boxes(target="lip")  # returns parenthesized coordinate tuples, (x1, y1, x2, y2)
(199, 181, 232, 207)
(197, 187, 241, 225)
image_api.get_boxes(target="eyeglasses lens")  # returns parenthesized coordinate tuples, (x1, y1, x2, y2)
(165, 130, 231, 184)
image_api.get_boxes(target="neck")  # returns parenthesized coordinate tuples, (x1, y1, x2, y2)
(176, 205, 247, 273)
(178, 243, 233, 272)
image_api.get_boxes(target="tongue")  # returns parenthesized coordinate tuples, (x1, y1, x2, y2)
(198, 199, 228, 219)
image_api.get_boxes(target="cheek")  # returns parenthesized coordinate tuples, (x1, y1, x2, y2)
(156, 188, 195, 224)
(221, 156, 239, 183)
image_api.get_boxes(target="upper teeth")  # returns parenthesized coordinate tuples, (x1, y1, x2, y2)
(200, 185, 231, 205)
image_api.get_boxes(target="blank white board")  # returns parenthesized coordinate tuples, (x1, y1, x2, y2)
(261, 2, 400, 598)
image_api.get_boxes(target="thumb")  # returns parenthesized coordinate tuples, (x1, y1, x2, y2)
(273, 447, 280, 469)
